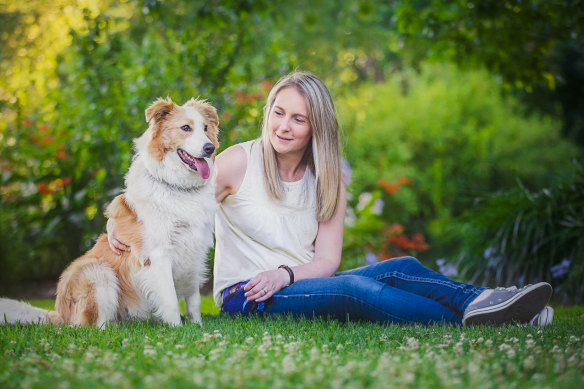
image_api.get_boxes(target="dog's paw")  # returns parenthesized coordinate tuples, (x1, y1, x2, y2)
(185, 312, 203, 326)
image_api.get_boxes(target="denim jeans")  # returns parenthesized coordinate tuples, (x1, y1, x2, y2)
(223, 257, 486, 325)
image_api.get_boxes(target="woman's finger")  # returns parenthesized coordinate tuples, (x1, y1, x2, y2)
(255, 288, 272, 302)
(109, 240, 122, 256)
(114, 239, 131, 252)
(248, 284, 274, 302)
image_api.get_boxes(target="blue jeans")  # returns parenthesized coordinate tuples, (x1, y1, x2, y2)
(222, 257, 486, 325)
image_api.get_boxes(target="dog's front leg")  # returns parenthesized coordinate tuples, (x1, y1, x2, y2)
(185, 288, 202, 325)
(141, 253, 181, 326)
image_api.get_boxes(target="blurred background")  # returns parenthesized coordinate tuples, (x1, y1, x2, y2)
(1, 0, 582, 302)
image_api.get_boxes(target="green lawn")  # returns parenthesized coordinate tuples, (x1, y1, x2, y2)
(1, 298, 582, 388)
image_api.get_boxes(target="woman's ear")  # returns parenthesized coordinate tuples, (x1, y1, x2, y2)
(145, 97, 177, 124)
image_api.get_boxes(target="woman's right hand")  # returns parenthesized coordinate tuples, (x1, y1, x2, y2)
(106, 219, 131, 255)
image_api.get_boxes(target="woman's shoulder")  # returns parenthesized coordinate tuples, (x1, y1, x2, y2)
(215, 140, 258, 200)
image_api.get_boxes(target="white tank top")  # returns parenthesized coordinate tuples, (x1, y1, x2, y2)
(213, 139, 318, 305)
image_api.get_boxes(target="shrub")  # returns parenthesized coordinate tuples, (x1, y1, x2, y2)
(339, 64, 581, 260)
(450, 162, 584, 303)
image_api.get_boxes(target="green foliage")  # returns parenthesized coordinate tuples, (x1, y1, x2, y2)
(339, 64, 580, 261)
(395, 0, 584, 88)
(395, 0, 584, 148)
(1, 303, 583, 388)
(451, 163, 584, 303)
(0, 0, 298, 283)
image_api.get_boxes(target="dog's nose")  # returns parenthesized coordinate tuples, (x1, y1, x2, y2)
(203, 143, 215, 157)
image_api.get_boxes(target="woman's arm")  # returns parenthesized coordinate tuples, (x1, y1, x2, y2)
(214, 144, 247, 203)
(244, 184, 347, 302)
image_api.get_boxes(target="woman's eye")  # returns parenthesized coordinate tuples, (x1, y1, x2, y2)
(295, 117, 306, 124)
(274, 110, 283, 116)
(204, 124, 208, 132)
(181, 125, 192, 132)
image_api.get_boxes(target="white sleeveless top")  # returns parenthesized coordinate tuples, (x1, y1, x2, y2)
(213, 140, 318, 305)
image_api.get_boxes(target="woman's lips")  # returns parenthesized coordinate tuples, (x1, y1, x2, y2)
(276, 134, 292, 142)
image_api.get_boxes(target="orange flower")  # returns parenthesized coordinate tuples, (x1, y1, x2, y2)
(221, 111, 231, 121)
(38, 182, 52, 195)
(260, 80, 273, 91)
(398, 176, 413, 185)
(233, 91, 247, 102)
(385, 183, 400, 194)
(40, 136, 55, 145)
(23, 118, 33, 126)
(56, 151, 68, 159)
(377, 178, 391, 187)
(412, 234, 425, 242)
(385, 223, 403, 235)
(39, 125, 50, 133)
(378, 178, 401, 194)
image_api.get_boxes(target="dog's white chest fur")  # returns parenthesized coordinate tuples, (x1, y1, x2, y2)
(124, 157, 215, 318)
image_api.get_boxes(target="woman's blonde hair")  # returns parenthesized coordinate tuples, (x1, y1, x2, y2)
(261, 71, 342, 222)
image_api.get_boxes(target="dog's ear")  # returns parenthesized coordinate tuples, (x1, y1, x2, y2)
(185, 98, 219, 127)
(145, 97, 177, 124)
(199, 102, 219, 128)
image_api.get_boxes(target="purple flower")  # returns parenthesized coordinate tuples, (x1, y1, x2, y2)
(550, 258, 571, 279)
(341, 159, 352, 186)
(436, 258, 458, 278)
(371, 198, 384, 215)
(365, 252, 378, 266)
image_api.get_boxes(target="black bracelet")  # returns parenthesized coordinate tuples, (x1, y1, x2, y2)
(278, 265, 295, 285)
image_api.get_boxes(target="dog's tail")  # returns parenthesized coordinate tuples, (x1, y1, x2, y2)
(0, 298, 64, 325)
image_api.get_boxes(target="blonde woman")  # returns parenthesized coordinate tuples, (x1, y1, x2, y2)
(110, 71, 553, 325)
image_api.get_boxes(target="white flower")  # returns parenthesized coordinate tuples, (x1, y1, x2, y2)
(357, 192, 372, 211)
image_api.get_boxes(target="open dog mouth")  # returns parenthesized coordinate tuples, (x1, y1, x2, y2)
(177, 148, 210, 179)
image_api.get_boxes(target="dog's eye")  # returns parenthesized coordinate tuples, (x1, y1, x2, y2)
(204, 124, 208, 132)
(181, 125, 192, 132)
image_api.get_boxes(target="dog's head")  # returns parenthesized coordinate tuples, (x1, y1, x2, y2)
(137, 97, 220, 188)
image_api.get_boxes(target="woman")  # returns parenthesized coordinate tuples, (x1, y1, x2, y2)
(110, 71, 553, 326)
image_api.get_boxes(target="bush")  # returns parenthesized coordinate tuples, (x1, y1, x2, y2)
(338, 64, 581, 261)
(0, 2, 296, 284)
(449, 162, 584, 303)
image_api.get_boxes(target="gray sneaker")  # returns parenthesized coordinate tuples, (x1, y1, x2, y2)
(529, 306, 554, 327)
(462, 282, 552, 326)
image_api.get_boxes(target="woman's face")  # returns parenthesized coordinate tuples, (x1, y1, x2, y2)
(268, 87, 312, 159)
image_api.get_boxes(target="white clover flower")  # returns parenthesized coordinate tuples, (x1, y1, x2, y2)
(523, 356, 536, 370)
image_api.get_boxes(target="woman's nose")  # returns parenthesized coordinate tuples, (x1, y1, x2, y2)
(278, 117, 290, 131)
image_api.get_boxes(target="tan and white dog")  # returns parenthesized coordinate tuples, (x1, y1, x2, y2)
(0, 97, 219, 327)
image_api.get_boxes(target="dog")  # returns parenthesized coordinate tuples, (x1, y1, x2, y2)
(0, 97, 219, 327)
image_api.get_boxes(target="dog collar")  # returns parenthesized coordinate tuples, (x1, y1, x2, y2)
(145, 171, 202, 193)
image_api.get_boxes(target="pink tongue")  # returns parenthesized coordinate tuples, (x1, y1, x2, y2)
(193, 158, 210, 179)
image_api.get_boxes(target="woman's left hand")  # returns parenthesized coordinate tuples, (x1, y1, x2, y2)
(244, 268, 291, 302)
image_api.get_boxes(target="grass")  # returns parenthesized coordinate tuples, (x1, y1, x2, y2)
(1, 298, 583, 389)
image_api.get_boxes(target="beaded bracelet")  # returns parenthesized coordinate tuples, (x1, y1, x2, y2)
(278, 265, 295, 285)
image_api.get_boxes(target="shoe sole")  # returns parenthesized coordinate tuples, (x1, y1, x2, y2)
(538, 306, 554, 327)
(463, 283, 552, 326)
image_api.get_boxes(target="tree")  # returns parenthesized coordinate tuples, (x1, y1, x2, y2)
(395, 0, 584, 147)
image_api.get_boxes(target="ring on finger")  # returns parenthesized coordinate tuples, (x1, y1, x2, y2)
(262, 288, 268, 294)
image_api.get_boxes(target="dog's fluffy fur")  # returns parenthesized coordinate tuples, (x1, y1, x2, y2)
(0, 97, 219, 327)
